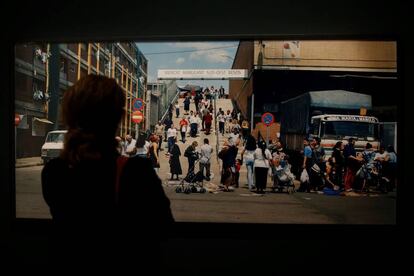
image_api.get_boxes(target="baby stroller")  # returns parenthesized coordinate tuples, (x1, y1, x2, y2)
(271, 163, 296, 194)
(359, 159, 389, 193)
(175, 158, 206, 194)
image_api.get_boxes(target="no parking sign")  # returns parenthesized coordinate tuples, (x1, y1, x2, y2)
(132, 98, 144, 111)
(261, 112, 274, 126)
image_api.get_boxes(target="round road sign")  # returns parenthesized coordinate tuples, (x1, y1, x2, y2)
(131, 111, 143, 124)
(132, 98, 144, 111)
(15, 114, 22, 126)
(261, 112, 274, 126)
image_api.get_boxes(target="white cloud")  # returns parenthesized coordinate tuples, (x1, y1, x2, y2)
(169, 42, 237, 64)
(175, 57, 185, 64)
(190, 49, 231, 63)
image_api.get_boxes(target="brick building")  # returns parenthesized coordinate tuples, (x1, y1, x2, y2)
(229, 40, 398, 128)
(15, 42, 148, 158)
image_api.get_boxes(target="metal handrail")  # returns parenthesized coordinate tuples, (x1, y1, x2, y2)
(160, 88, 180, 122)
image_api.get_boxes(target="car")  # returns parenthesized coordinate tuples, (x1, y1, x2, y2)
(41, 130, 67, 164)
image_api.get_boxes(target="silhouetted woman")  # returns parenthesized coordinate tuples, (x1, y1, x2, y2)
(41, 75, 174, 273)
(169, 137, 182, 180)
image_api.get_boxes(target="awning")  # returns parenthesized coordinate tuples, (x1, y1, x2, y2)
(178, 85, 202, 92)
(33, 117, 54, 124)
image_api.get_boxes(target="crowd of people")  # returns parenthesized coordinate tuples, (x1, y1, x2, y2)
(113, 84, 254, 186)
(114, 84, 398, 195)
(297, 137, 398, 194)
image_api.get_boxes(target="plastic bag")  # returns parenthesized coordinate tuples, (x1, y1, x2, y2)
(300, 169, 309, 183)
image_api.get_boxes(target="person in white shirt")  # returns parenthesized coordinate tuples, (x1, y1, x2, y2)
(253, 141, 272, 193)
(167, 125, 177, 153)
(225, 110, 232, 133)
(124, 135, 137, 157)
(174, 101, 180, 118)
(229, 128, 241, 146)
(189, 114, 199, 137)
(199, 138, 213, 181)
(218, 111, 225, 135)
(241, 135, 257, 191)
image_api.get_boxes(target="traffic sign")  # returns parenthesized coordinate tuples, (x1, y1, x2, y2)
(131, 111, 144, 124)
(261, 112, 274, 126)
(15, 114, 22, 126)
(132, 98, 144, 111)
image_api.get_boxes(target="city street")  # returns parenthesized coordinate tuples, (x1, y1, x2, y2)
(15, 164, 396, 224)
(16, 98, 396, 224)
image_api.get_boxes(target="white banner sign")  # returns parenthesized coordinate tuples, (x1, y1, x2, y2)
(158, 69, 248, 80)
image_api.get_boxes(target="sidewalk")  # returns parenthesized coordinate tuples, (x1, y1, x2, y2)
(16, 157, 43, 168)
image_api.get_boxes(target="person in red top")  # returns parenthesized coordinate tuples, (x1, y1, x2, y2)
(204, 112, 213, 135)
(179, 117, 188, 143)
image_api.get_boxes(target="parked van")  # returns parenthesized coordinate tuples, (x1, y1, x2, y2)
(41, 130, 67, 164)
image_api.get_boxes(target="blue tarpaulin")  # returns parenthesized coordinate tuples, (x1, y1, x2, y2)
(309, 90, 372, 109)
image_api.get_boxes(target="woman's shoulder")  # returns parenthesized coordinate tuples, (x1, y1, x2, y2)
(127, 155, 153, 167)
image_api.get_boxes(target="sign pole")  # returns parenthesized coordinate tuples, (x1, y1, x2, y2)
(266, 126, 269, 147)
(261, 112, 274, 148)
(15, 126, 17, 164)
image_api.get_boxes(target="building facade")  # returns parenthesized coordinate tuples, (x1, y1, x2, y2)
(229, 40, 398, 129)
(15, 42, 148, 158)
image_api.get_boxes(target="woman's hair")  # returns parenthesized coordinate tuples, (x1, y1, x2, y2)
(258, 141, 267, 157)
(60, 75, 125, 165)
(366, 143, 372, 149)
(149, 134, 158, 143)
(135, 131, 147, 148)
(245, 135, 257, 151)
(387, 145, 395, 153)
(334, 141, 343, 149)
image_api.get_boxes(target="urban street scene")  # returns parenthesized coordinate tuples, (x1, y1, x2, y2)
(15, 40, 397, 224)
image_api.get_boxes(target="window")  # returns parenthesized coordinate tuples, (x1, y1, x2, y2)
(322, 121, 379, 139)
(60, 57, 68, 73)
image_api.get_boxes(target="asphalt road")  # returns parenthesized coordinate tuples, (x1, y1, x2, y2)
(16, 165, 396, 224)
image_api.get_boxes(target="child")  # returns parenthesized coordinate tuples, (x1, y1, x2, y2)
(234, 159, 242, 188)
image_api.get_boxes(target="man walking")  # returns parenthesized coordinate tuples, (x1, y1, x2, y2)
(199, 138, 213, 181)
(154, 121, 164, 151)
(167, 124, 177, 153)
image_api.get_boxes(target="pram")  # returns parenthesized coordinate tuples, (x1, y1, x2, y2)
(175, 158, 207, 194)
(359, 159, 390, 193)
(271, 163, 296, 194)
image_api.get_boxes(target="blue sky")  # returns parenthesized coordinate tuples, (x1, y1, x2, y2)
(135, 41, 239, 91)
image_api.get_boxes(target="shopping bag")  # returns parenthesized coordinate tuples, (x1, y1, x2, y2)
(300, 168, 309, 183)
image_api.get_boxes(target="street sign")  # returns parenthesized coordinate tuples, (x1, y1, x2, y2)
(132, 98, 144, 111)
(15, 114, 22, 126)
(131, 111, 144, 124)
(261, 112, 274, 126)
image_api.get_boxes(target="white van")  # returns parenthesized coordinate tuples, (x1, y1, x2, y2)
(41, 130, 67, 164)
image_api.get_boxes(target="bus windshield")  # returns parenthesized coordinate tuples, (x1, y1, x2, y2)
(321, 121, 378, 140)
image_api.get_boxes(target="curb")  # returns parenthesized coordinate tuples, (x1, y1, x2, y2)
(16, 162, 43, 168)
